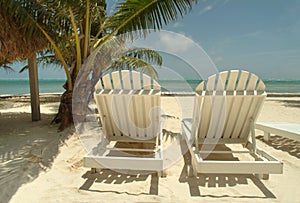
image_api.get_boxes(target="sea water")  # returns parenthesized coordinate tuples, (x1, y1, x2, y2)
(0, 79, 299, 96)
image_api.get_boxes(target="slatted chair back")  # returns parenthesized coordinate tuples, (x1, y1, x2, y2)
(94, 70, 161, 141)
(192, 70, 266, 144)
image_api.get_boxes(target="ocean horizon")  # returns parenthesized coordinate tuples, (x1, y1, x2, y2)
(0, 79, 300, 96)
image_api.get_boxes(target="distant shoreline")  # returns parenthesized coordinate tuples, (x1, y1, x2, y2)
(1, 79, 300, 94)
(1, 92, 300, 99)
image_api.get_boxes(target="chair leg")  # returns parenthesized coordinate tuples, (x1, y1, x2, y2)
(91, 168, 97, 174)
(262, 174, 269, 180)
(186, 164, 195, 177)
(255, 173, 269, 180)
(264, 132, 271, 142)
(158, 170, 167, 178)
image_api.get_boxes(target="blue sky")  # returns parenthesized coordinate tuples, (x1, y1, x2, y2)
(1, 0, 299, 80)
(166, 0, 300, 79)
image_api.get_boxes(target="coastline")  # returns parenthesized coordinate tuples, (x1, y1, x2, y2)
(1, 78, 300, 96)
(1, 91, 300, 99)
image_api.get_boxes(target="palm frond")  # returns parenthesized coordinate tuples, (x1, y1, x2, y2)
(19, 65, 28, 73)
(111, 56, 158, 79)
(18, 54, 60, 73)
(124, 47, 163, 66)
(95, 0, 197, 46)
(0, 64, 15, 72)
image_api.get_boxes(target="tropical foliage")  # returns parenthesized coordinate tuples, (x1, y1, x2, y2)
(0, 0, 197, 130)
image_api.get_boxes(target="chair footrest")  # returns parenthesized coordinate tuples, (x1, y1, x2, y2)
(192, 147, 283, 174)
(84, 154, 163, 171)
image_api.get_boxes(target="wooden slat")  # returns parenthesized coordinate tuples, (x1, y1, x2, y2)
(143, 95, 152, 138)
(121, 70, 131, 89)
(153, 80, 161, 91)
(111, 71, 122, 89)
(106, 147, 158, 152)
(247, 73, 259, 91)
(102, 74, 112, 89)
(128, 95, 138, 137)
(197, 138, 249, 144)
(141, 95, 148, 137)
(132, 71, 142, 90)
(251, 96, 266, 121)
(84, 154, 163, 171)
(153, 95, 161, 138)
(97, 94, 113, 136)
(216, 71, 228, 91)
(104, 94, 120, 137)
(256, 80, 266, 91)
(231, 96, 253, 139)
(236, 71, 249, 91)
(134, 95, 144, 137)
(226, 70, 239, 91)
(191, 96, 203, 140)
(195, 81, 205, 91)
(198, 96, 212, 139)
(143, 74, 151, 90)
(95, 80, 103, 91)
(119, 94, 130, 136)
(222, 96, 243, 139)
(206, 74, 216, 91)
(211, 96, 226, 139)
(222, 96, 235, 139)
(239, 96, 261, 138)
(205, 97, 218, 139)
(112, 94, 123, 137)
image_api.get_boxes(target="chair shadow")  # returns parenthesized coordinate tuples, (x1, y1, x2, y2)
(162, 129, 180, 142)
(268, 99, 300, 108)
(0, 113, 72, 203)
(161, 114, 181, 142)
(80, 169, 159, 195)
(257, 135, 300, 158)
(178, 142, 276, 198)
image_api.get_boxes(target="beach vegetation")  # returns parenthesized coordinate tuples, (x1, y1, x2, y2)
(0, 0, 197, 130)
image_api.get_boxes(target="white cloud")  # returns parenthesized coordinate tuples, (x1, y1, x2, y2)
(240, 31, 263, 38)
(214, 56, 223, 62)
(197, 0, 230, 15)
(172, 22, 184, 28)
(198, 5, 213, 15)
(157, 32, 194, 53)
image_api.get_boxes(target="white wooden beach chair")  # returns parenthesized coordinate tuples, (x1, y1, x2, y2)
(256, 122, 300, 142)
(84, 70, 163, 174)
(182, 70, 283, 179)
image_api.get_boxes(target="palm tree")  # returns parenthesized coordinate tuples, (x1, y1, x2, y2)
(1, 0, 197, 130)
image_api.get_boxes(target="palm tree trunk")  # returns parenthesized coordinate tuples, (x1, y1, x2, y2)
(51, 70, 77, 131)
(51, 62, 98, 131)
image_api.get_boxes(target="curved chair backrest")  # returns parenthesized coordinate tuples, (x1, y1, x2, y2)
(95, 70, 160, 91)
(192, 70, 266, 144)
(94, 70, 161, 141)
(196, 70, 265, 93)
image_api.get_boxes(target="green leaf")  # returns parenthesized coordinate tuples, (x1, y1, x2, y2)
(95, 0, 197, 47)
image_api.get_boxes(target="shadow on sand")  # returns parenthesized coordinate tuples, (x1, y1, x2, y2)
(257, 135, 300, 159)
(80, 170, 159, 195)
(178, 140, 276, 199)
(0, 112, 73, 203)
(268, 99, 300, 108)
(79, 126, 181, 196)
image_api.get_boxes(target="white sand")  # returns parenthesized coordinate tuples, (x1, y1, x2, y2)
(0, 95, 299, 203)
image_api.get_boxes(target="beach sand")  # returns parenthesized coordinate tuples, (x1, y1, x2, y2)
(0, 95, 299, 203)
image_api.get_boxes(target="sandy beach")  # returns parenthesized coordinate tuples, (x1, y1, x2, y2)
(0, 94, 299, 203)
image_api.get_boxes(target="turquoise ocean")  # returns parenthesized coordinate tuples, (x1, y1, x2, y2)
(0, 79, 300, 95)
